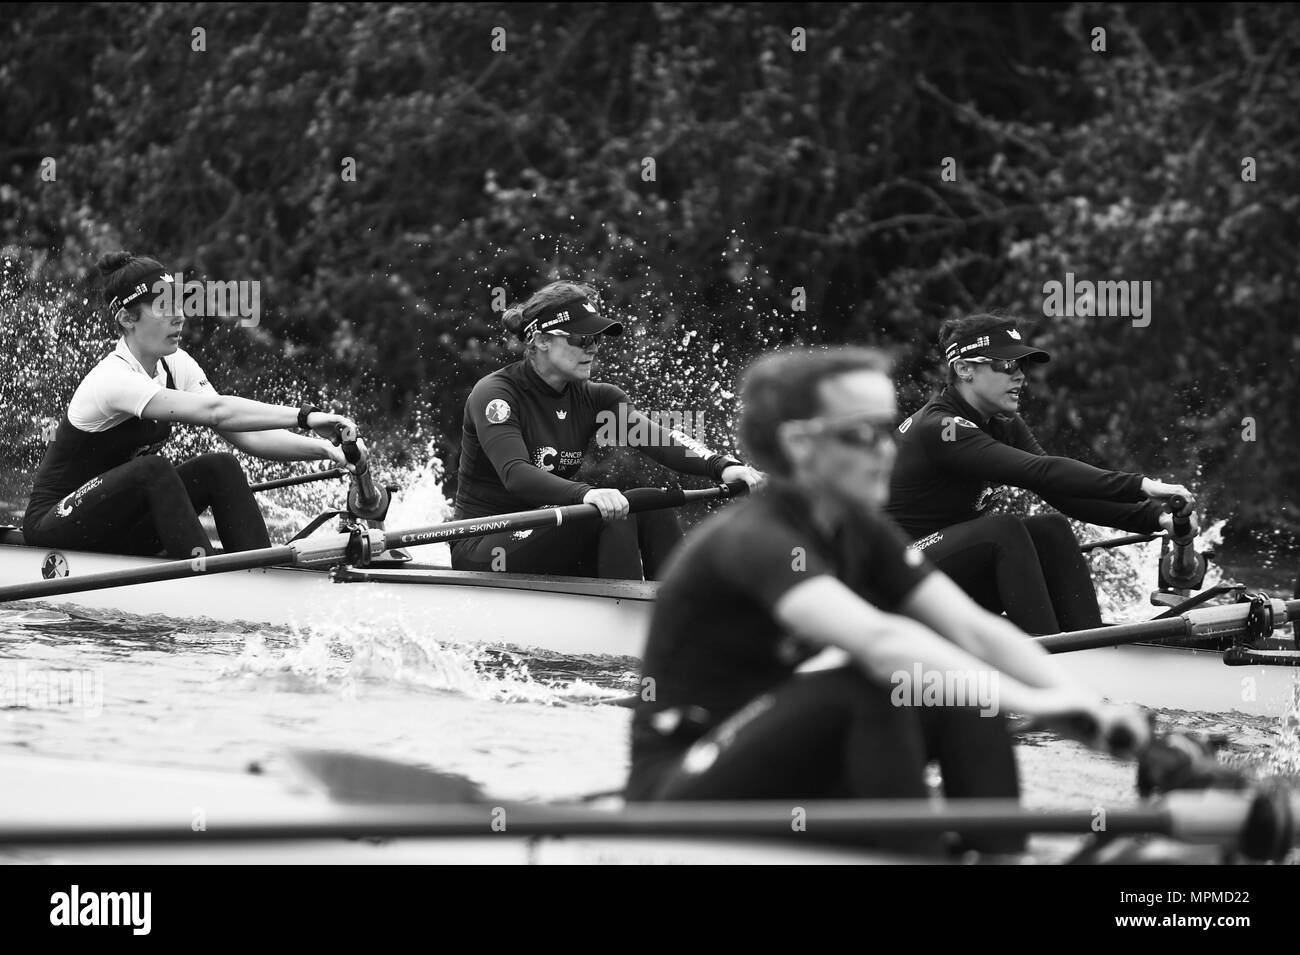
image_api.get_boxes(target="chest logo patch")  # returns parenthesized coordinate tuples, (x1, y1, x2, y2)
(485, 399, 511, 424)
(556, 410, 567, 420)
(534, 446, 558, 471)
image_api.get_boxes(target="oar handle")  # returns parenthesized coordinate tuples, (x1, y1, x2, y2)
(337, 424, 391, 521)
(1163, 495, 1205, 588)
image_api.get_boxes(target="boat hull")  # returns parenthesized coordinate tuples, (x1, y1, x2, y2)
(0, 538, 651, 658)
(2, 538, 1295, 716)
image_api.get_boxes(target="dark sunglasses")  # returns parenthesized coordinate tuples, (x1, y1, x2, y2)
(547, 331, 603, 348)
(793, 414, 898, 450)
(964, 357, 1025, 375)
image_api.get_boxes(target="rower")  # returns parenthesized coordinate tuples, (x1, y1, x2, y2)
(23, 251, 361, 559)
(884, 313, 1200, 633)
(451, 281, 763, 579)
(627, 346, 1148, 857)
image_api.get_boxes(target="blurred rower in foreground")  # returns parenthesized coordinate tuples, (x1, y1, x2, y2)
(628, 346, 1148, 857)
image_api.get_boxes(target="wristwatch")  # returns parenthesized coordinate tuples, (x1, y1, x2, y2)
(297, 404, 322, 430)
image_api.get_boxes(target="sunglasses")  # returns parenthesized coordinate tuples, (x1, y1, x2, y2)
(789, 413, 898, 450)
(962, 357, 1025, 375)
(547, 331, 603, 349)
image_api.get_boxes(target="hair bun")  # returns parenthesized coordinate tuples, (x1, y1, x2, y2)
(96, 251, 133, 275)
(501, 305, 526, 336)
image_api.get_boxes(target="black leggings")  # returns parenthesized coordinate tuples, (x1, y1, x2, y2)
(24, 452, 270, 559)
(450, 509, 683, 580)
(627, 668, 1023, 856)
(916, 513, 1101, 634)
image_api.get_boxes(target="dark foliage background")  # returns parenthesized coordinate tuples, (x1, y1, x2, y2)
(2, 2, 1296, 537)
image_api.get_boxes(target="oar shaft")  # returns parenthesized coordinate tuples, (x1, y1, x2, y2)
(0, 799, 1179, 845)
(1078, 533, 1162, 552)
(250, 469, 347, 492)
(0, 483, 747, 603)
(0, 546, 300, 602)
(387, 483, 746, 549)
(1038, 597, 1300, 653)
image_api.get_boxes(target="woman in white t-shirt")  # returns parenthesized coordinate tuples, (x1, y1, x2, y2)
(23, 251, 357, 558)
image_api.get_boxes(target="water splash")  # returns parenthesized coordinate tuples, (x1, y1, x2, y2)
(219, 613, 615, 708)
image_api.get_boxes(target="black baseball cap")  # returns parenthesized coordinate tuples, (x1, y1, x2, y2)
(526, 299, 623, 338)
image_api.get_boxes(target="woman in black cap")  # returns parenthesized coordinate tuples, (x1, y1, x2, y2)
(452, 280, 763, 579)
(884, 313, 1198, 633)
(23, 251, 359, 559)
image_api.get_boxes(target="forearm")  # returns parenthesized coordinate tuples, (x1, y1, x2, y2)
(849, 618, 1065, 715)
(1042, 495, 1164, 534)
(210, 395, 302, 432)
(627, 412, 738, 479)
(221, 429, 336, 462)
(498, 460, 592, 505)
(944, 609, 1077, 690)
(899, 573, 1077, 691)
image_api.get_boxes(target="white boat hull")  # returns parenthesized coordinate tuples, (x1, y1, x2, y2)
(0, 537, 652, 658)
(2, 536, 1295, 716)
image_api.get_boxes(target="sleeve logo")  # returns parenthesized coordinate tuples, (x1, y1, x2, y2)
(485, 399, 512, 424)
(954, 416, 978, 428)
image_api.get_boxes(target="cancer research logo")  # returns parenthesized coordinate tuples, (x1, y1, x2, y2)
(534, 446, 558, 471)
(54, 476, 102, 518)
(485, 399, 511, 424)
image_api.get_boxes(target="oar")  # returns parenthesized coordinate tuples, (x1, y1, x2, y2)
(1, 783, 1290, 859)
(249, 468, 348, 493)
(1078, 532, 1162, 552)
(0, 482, 749, 603)
(1036, 596, 1300, 654)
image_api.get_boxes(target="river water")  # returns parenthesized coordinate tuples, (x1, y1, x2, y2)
(2, 472, 1299, 865)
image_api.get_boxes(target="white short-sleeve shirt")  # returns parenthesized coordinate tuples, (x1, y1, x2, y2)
(67, 339, 218, 432)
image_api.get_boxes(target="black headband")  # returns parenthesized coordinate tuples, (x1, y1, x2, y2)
(107, 269, 172, 313)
